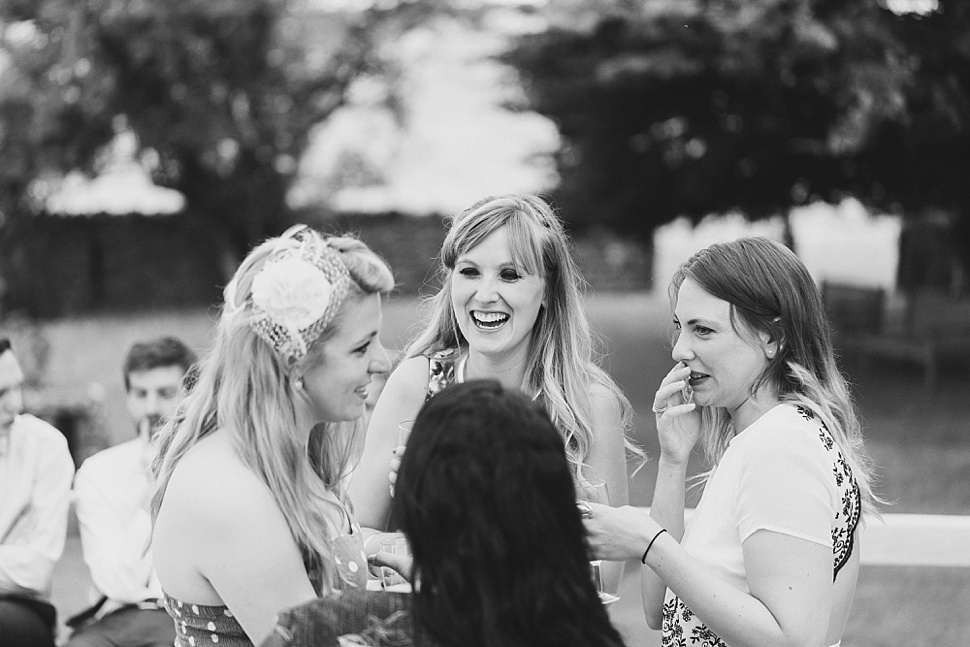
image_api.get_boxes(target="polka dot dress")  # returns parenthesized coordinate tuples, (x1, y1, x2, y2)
(165, 596, 251, 647)
(164, 520, 367, 647)
(331, 520, 369, 591)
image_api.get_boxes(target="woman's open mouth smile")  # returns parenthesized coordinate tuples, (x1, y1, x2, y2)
(471, 310, 510, 330)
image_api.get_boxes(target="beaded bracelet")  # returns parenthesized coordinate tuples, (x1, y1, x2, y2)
(640, 528, 668, 564)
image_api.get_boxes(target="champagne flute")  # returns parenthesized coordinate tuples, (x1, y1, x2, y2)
(389, 421, 414, 500)
(575, 479, 620, 606)
(379, 535, 412, 592)
(397, 420, 414, 448)
(575, 478, 610, 506)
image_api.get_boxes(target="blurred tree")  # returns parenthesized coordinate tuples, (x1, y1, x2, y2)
(856, 0, 970, 285)
(0, 0, 434, 268)
(502, 0, 956, 250)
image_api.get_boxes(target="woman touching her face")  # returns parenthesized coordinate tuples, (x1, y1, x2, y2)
(584, 237, 880, 647)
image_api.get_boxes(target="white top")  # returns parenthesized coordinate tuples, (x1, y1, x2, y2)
(684, 404, 840, 589)
(663, 403, 860, 647)
(0, 414, 75, 600)
(73, 436, 163, 614)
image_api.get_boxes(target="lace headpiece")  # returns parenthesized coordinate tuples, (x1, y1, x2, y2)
(248, 226, 351, 363)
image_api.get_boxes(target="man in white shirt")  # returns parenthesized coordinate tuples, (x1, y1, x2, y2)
(67, 337, 196, 647)
(0, 337, 75, 647)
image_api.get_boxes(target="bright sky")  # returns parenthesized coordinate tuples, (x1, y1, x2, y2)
(288, 11, 560, 215)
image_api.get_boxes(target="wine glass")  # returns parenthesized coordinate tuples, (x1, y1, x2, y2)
(397, 420, 414, 448)
(389, 421, 414, 500)
(575, 479, 620, 606)
(575, 478, 610, 506)
(379, 535, 412, 592)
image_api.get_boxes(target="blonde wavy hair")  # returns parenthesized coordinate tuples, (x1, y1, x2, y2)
(671, 236, 881, 515)
(150, 227, 394, 592)
(406, 194, 645, 480)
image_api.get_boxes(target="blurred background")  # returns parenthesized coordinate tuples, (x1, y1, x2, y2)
(0, 1, 967, 645)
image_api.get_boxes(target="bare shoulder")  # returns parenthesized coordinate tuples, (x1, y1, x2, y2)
(588, 382, 623, 424)
(380, 356, 432, 405)
(153, 431, 313, 614)
(162, 433, 281, 534)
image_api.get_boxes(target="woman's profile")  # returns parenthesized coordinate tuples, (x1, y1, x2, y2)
(585, 236, 879, 647)
(150, 225, 395, 646)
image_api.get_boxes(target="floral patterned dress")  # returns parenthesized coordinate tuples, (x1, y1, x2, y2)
(425, 349, 461, 401)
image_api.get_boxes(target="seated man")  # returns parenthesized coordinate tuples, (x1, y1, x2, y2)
(0, 337, 75, 647)
(67, 337, 196, 647)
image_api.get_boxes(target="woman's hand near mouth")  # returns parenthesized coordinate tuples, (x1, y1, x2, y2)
(654, 362, 701, 466)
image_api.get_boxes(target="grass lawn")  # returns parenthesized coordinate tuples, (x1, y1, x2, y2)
(12, 290, 970, 646)
(24, 290, 967, 511)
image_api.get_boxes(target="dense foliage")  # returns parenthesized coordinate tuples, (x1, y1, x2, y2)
(505, 0, 970, 265)
(0, 0, 432, 258)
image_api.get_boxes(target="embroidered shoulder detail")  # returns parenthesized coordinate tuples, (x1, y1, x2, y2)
(799, 406, 862, 581)
(426, 349, 459, 402)
(662, 596, 727, 647)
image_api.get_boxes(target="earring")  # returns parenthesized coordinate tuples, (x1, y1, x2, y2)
(294, 376, 304, 390)
(767, 349, 776, 359)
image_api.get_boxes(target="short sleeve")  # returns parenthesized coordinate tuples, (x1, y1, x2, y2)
(735, 422, 837, 548)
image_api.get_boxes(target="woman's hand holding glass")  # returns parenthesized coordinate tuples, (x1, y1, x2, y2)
(575, 479, 621, 605)
(388, 421, 413, 497)
(654, 363, 701, 465)
(368, 535, 413, 592)
(582, 503, 664, 563)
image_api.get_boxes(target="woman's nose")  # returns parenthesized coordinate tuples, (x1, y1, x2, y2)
(370, 342, 392, 374)
(474, 275, 500, 303)
(671, 332, 693, 363)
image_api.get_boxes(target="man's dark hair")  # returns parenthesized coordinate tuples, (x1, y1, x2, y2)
(123, 337, 197, 391)
(0, 338, 10, 354)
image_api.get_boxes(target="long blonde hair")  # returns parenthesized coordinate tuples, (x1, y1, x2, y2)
(151, 227, 394, 592)
(407, 194, 644, 479)
(671, 237, 880, 515)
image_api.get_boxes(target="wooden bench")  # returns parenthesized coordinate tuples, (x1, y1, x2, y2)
(823, 282, 970, 388)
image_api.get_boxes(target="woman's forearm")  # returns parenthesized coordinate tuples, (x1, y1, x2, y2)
(640, 457, 688, 627)
(644, 530, 831, 647)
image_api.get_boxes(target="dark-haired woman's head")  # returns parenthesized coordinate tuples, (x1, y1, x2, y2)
(394, 379, 624, 647)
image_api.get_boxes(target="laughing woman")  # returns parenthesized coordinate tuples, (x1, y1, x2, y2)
(349, 194, 643, 593)
(585, 237, 880, 647)
(150, 226, 394, 646)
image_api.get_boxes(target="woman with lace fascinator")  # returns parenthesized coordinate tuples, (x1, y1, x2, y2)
(150, 226, 394, 647)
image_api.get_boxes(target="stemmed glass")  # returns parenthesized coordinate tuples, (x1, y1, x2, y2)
(388, 421, 414, 500)
(397, 420, 414, 448)
(378, 535, 412, 592)
(575, 479, 620, 606)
